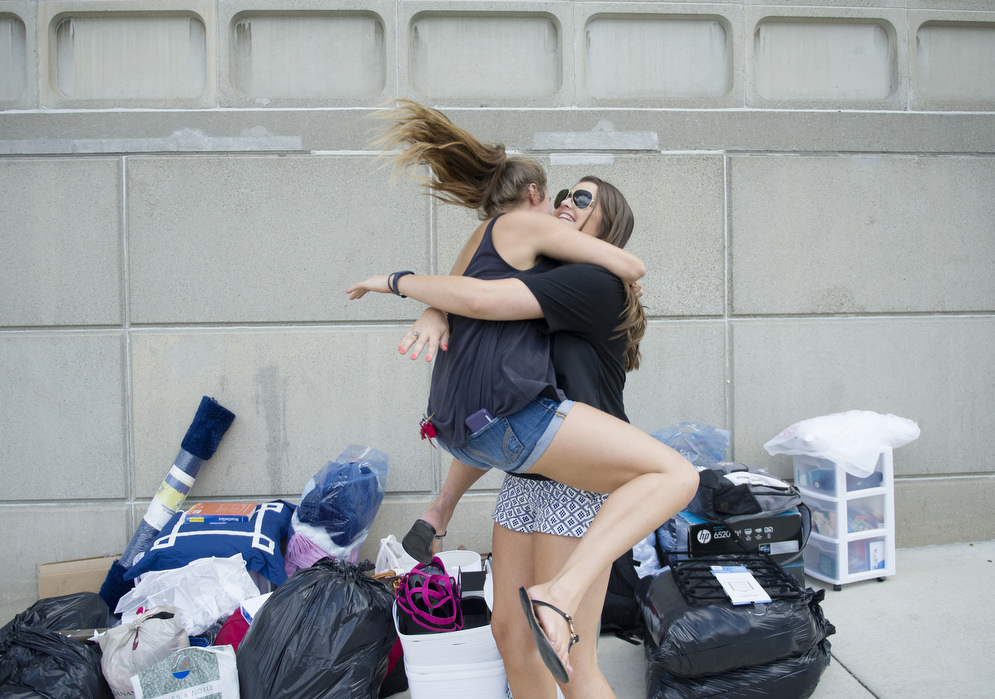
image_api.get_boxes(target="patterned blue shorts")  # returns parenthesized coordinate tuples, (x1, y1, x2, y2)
(492, 473, 608, 538)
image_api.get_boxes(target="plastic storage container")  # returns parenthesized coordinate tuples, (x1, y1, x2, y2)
(794, 449, 896, 589)
(393, 558, 509, 699)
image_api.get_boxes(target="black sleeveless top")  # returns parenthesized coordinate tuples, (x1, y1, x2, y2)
(427, 214, 563, 448)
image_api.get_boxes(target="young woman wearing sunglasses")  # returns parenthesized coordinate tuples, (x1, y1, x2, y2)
(346, 100, 698, 687)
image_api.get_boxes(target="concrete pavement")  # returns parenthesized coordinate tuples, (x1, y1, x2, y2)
(597, 540, 995, 698)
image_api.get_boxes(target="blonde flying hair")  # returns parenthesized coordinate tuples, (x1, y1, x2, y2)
(374, 99, 547, 219)
(577, 176, 647, 373)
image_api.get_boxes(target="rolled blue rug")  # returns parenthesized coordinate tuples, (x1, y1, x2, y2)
(99, 396, 235, 610)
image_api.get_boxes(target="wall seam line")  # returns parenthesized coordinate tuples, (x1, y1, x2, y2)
(121, 155, 136, 537)
(724, 150, 734, 457)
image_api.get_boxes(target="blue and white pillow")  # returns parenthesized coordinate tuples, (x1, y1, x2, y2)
(125, 501, 295, 586)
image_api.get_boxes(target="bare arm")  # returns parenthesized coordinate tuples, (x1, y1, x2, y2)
(499, 211, 646, 284)
(346, 273, 543, 321)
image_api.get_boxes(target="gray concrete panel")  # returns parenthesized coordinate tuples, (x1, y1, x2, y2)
(895, 476, 995, 547)
(0, 2, 37, 110)
(436, 155, 726, 317)
(731, 317, 995, 482)
(218, 0, 395, 108)
(550, 155, 726, 318)
(0, 158, 123, 327)
(38, 0, 218, 109)
(4, 110, 994, 156)
(0, 333, 127, 501)
(730, 154, 995, 315)
(130, 328, 435, 499)
(0, 505, 128, 625)
(624, 321, 727, 437)
(746, 6, 908, 110)
(127, 154, 428, 324)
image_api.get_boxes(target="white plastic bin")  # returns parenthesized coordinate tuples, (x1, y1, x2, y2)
(393, 601, 508, 698)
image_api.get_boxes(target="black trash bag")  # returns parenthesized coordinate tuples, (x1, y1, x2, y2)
(646, 638, 832, 699)
(1, 593, 115, 699)
(237, 558, 397, 699)
(599, 548, 644, 642)
(637, 567, 834, 678)
(1, 592, 116, 637)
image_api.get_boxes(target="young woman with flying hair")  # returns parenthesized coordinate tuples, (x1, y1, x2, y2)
(382, 175, 644, 699)
(347, 100, 698, 686)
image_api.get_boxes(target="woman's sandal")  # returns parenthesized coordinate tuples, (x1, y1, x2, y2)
(518, 587, 579, 684)
(402, 518, 447, 565)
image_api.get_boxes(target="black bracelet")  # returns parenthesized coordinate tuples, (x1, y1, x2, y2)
(389, 270, 415, 298)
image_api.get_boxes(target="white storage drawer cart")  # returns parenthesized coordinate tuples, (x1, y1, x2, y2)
(793, 449, 896, 590)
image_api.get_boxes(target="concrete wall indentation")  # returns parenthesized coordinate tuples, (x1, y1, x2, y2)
(755, 19, 893, 103)
(53, 14, 207, 100)
(231, 12, 386, 99)
(586, 16, 730, 100)
(0, 16, 27, 101)
(916, 22, 995, 105)
(409, 13, 560, 99)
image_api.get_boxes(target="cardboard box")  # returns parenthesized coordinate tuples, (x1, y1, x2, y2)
(38, 554, 120, 599)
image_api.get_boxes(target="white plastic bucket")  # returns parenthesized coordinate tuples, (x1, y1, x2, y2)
(436, 549, 482, 574)
(405, 658, 508, 699)
(393, 602, 502, 666)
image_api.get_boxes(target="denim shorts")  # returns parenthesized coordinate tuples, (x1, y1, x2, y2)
(442, 397, 574, 475)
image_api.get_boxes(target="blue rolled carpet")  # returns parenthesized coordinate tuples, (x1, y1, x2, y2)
(99, 396, 235, 610)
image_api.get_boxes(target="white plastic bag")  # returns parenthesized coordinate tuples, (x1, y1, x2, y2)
(132, 645, 238, 699)
(375, 534, 419, 576)
(764, 410, 920, 477)
(115, 554, 260, 636)
(632, 535, 663, 580)
(99, 606, 189, 697)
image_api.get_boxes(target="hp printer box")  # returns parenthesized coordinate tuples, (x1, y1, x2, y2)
(660, 509, 805, 584)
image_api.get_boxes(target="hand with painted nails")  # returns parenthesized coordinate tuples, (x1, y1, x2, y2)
(400, 307, 450, 362)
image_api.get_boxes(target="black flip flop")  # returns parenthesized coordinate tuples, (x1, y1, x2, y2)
(518, 587, 579, 684)
(402, 519, 444, 565)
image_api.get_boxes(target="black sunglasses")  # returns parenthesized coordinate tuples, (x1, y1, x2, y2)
(554, 188, 595, 210)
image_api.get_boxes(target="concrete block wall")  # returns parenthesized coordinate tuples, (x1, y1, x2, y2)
(1, 0, 992, 621)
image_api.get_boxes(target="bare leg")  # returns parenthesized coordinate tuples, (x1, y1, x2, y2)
(524, 403, 699, 675)
(493, 523, 615, 698)
(410, 458, 484, 559)
(532, 533, 615, 699)
(491, 523, 558, 699)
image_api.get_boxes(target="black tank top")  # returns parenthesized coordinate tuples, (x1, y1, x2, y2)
(427, 214, 563, 448)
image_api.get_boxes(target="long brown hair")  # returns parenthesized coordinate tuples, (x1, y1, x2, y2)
(374, 100, 547, 219)
(578, 176, 646, 372)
